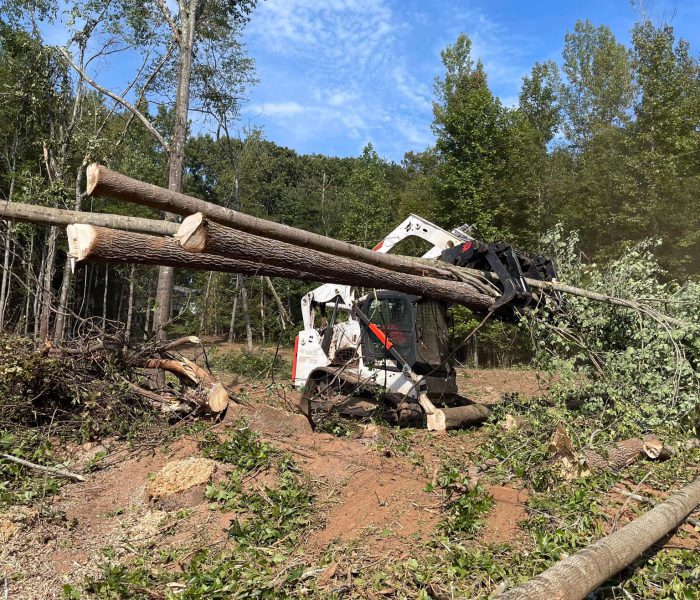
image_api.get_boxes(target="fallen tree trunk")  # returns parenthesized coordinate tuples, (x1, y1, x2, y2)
(66, 224, 320, 281)
(68, 224, 497, 312)
(0, 200, 178, 236)
(86, 163, 458, 281)
(137, 357, 229, 413)
(175, 214, 497, 311)
(499, 477, 700, 600)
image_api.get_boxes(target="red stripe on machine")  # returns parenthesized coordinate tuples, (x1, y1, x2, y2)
(372, 240, 384, 251)
(291, 334, 299, 382)
(368, 323, 393, 350)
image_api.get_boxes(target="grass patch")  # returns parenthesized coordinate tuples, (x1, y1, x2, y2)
(210, 348, 290, 380)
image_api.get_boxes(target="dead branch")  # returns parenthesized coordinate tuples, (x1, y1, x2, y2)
(1, 452, 85, 482)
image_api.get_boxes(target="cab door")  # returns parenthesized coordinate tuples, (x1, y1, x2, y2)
(361, 291, 417, 371)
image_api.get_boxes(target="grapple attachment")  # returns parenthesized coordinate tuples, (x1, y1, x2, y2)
(440, 239, 556, 311)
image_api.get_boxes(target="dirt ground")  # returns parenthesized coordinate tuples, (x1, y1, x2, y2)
(1, 360, 697, 599)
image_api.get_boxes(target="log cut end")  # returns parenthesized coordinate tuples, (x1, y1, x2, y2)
(176, 213, 207, 253)
(86, 163, 102, 196)
(66, 224, 97, 262)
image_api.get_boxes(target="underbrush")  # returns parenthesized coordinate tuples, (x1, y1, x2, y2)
(0, 334, 159, 508)
(210, 348, 290, 380)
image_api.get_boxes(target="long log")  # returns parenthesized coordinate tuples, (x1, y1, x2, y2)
(175, 214, 496, 311)
(86, 163, 457, 281)
(66, 224, 322, 281)
(0, 200, 178, 236)
(499, 476, 700, 600)
(67, 223, 496, 312)
(85, 165, 689, 327)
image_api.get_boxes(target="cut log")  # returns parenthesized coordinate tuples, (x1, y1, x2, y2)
(0, 200, 177, 235)
(207, 382, 230, 413)
(66, 224, 320, 281)
(175, 214, 496, 311)
(498, 477, 700, 600)
(442, 404, 491, 429)
(68, 224, 496, 312)
(86, 163, 459, 281)
(582, 436, 671, 472)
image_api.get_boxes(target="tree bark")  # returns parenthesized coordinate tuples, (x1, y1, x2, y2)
(23, 236, 33, 336)
(259, 276, 265, 345)
(101, 265, 109, 334)
(66, 225, 320, 282)
(0, 200, 178, 235)
(499, 477, 700, 600)
(200, 270, 214, 334)
(67, 224, 498, 314)
(228, 274, 240, 343)
(240, 278, 253, 351)
(85, 164, 457, 281)
(175, 214, 495, 312)
(38, 226, 58, 341)
(0, 220, 11, 330)
(153, 0, 198, 344)
(125, 265, 135, 341)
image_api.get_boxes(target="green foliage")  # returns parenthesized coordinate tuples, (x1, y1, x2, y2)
(339, 144, 397, 248)
(200, 419, 274, 471)
(0, 334, 157, 442)
(527, 227, 699, 435)
(436, 462, 494, 537)
(210, 348, 291, 380)
(226, 460, 314, 547)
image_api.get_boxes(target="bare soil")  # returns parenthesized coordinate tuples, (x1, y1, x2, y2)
(2, 361, 695, 599)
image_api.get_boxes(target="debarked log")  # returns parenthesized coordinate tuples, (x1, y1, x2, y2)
(0, 200, 178, 235)
(498, 476, 700, 600)
(175, 213, 496, 312)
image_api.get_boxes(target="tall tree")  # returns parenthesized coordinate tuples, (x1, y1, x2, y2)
(630, 20, 700, 271)
(560, 20, 633, 146)
(432, 33, 508, 237)
(59, 0, 257, 342)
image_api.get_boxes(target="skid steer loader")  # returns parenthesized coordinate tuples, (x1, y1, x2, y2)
(292, 214, 555, 432)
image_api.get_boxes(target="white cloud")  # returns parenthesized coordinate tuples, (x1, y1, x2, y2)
(249, 101, 305, 117)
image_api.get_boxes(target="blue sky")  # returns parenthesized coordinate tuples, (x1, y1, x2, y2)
(241, 0, 700, 161)
(38, 1, 700, 162)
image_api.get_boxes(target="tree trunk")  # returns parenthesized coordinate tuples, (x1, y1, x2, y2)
(499, 477, 700, 600)
(259, 277, 265, 345)
(101, 265, 109, 334)
(86, 164, 455, 281)
(0, 220, 11, 331)
(125, 265, 135, 341)
(153, 4, 198, 344)
(23, 236, 34, 336)
(54, 162, 88, 343)
(176, 214, 495, 312)
(38, 227, 58, 341)
(265, 276, 292, 328)
(66, 225, 320, 281)
(200, 270, 213, 334)
(144, 276, 154, 339)
(0, 200, 178, 235)
(228, 274, 240, 343)
(68, 224, 497, 314)
(240, 278, 253, 352)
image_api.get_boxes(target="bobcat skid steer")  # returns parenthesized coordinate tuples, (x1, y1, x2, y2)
(291, 214, 555, 432)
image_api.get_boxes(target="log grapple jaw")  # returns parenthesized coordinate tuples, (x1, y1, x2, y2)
(440, 239, 557, 311)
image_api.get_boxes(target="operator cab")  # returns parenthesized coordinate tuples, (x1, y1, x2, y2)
(360, 291, 454, 379)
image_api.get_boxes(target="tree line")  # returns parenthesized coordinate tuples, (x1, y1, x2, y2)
(0, 2, 697, 361)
